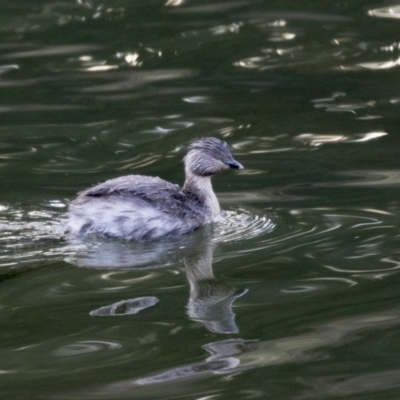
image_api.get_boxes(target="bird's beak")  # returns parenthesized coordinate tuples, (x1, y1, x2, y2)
(227, 158, 244, 170)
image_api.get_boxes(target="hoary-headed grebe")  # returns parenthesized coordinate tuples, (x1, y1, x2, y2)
(67, 137, 243, 241)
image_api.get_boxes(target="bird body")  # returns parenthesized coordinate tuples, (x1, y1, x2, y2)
(67, 137, 243, 241)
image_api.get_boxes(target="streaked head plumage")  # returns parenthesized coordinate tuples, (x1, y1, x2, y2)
(184, 137, 243, 177)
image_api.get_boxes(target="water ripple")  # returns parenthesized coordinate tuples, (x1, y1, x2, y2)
(0, 203, 69, 270)
(240, 207, 400, 281)
(53, 340, 122, 357)
(2, 199, 400, 286)
(213, 208, 278, 242)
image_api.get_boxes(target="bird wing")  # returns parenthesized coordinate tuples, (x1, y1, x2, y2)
(82, 175, 179, 197)
(79, 175, 197, 218)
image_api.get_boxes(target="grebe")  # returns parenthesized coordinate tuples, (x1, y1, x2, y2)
(67, 137, 243, 241)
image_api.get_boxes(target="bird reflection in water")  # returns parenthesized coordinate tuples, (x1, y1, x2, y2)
(184, 243, 247, 334)
(68, 234, 400, 397)
(81, 232, 247, 335)
(79, 233, 252, 390)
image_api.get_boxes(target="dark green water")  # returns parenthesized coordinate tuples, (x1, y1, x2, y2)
(2, 0, 400, 398)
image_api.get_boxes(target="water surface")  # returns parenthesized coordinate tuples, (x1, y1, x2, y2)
(2, 1, 400, 399)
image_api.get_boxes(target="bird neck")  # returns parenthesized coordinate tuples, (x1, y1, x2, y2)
(183, 171, 220, 220)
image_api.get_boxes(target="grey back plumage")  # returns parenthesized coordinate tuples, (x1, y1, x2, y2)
(76, 175, 205, 218)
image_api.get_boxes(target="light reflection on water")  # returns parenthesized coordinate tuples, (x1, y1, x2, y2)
(368, 6, 400, 19)
(0, 149, 397, 388)
(62, 306, 400, 399)
(5, 202, 389, 399)
(2, 200, 400, 288)
(1, 0, 400, 398)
